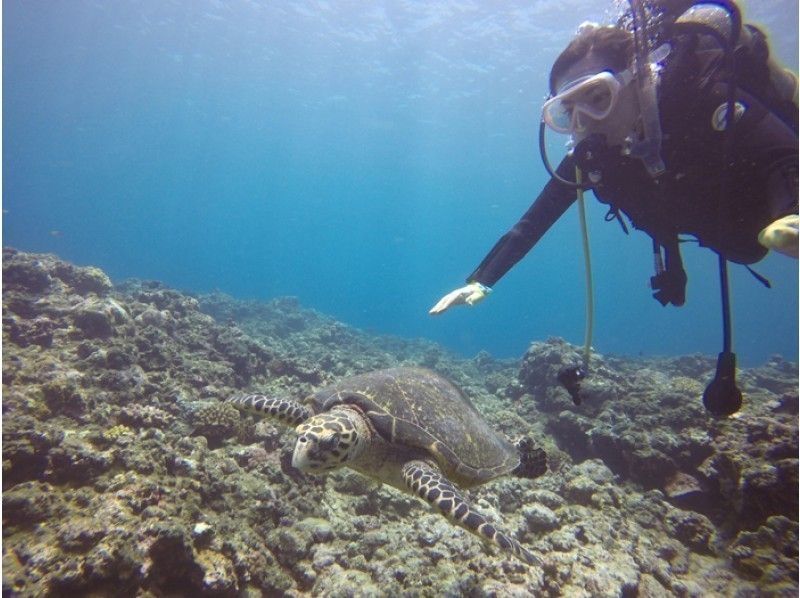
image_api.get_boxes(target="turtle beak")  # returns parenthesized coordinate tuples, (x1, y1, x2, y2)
(292, 433, 316, 471)
(292, 431, 341, 472)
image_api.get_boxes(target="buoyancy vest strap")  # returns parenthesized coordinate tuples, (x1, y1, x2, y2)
(604, 206, 630, 234)
(744, 265, 771, 288)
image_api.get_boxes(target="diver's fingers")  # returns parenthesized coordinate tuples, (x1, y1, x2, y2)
(429, 287, 470, 315)
(429, 283, 491, 315)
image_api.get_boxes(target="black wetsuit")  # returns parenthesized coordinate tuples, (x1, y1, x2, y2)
(467, 29, 798, 307)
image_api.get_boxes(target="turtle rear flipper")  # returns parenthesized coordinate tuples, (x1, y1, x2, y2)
(226, 394, 311, 427)
(512, 437, 547, 480)
(402, 460, 540, 566)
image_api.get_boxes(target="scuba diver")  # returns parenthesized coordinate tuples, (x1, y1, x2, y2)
(429, 0, 798, 416)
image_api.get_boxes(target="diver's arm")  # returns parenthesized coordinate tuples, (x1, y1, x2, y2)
(764, 153, 799, 221)
(758, 149, 798, 258)
(429, 156, 578, 316)
(745, 110, 799, 223)
(467, 156, 579, 287)
(733, 88, 798, 257)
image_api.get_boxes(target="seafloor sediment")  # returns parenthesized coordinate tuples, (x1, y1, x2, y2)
(2, 247, 798, 597)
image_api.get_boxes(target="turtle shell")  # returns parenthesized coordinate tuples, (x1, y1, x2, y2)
(307, 367, 519, 486)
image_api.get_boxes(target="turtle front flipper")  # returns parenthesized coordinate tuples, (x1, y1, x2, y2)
(402, 460, 540, 566)
(226, 394, 311, 427)
(512, 437, 548, 480)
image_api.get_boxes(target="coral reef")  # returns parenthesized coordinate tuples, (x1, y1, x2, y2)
(3, 249, 798, 596)
(518, 338, 798, 535)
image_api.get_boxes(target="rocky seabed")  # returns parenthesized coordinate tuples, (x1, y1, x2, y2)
(3, 248, 798, 597)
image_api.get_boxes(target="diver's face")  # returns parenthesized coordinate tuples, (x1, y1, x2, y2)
(554, 57, 639, 147)
(571, 82, 638, 146)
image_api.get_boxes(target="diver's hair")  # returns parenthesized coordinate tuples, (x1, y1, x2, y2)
(549, 24, 635, 94)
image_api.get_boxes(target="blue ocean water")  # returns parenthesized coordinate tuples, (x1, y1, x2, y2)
(4, 0, 798, 366)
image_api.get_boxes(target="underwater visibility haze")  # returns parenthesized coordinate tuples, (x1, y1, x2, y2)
(4, 0, 798, 365)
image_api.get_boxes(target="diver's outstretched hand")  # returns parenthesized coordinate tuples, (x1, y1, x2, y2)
(429, 282, 491, 315)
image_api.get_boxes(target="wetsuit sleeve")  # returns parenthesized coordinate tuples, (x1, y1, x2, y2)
(467, 157, 578, 287)
(750, 112, 799, 221)
(764, 153, 798, 221)
(727, 85, 798, 220)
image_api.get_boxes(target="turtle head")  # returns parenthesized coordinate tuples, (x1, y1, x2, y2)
(293, 407, 368, 473)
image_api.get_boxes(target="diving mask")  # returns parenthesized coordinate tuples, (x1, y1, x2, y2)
(542, 68, 635, 135)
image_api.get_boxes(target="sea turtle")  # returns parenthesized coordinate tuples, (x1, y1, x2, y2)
(226, 366, 547, 564)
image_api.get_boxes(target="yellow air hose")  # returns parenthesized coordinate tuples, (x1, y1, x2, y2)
(575, 167, 594, 369)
